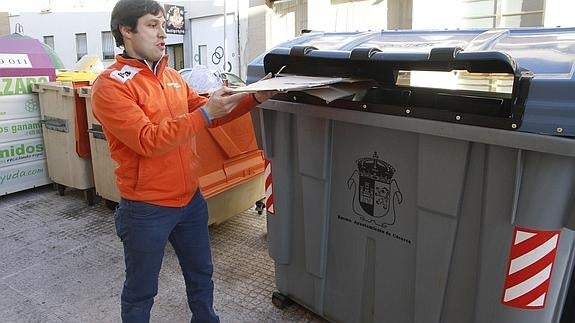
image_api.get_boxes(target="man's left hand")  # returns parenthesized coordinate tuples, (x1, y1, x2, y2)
(252, 73, 278, 104)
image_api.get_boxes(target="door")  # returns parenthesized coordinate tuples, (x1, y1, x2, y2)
(190, 13, 239, 74)
(166, 44, 184, 70)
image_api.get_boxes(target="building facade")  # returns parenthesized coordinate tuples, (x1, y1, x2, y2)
(1, 0, 573, 80)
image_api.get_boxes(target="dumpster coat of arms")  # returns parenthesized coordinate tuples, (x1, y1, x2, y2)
(347, 152, 403, 227)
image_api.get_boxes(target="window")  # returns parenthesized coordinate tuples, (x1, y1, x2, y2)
(461, 0, 544, 28)
(461, 0, 496, 28)
(75, 33, 88, 61)
(101, 31, 115, 60)
(198, 44, 207, 65)
(43, 35, 55, 50)
(500, 0, 544, 27)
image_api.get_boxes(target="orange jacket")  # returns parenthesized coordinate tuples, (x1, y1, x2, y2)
(91, 54, 257, 207)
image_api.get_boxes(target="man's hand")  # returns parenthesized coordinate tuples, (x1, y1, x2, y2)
(203, 87, 249, 119)
(252, 90, 277, 104)
(252, 73, 279, 104)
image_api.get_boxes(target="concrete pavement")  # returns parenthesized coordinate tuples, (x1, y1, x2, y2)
(0, 185, 325, 322)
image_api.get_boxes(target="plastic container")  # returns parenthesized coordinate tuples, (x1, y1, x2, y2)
(196, 112, 265, 224)
(80, 86, 266, 225)
(248, 27, 575, 323)
(79, 86, 119, 205)
(0, 33, 62, 195)
(32, 81, 95, 204)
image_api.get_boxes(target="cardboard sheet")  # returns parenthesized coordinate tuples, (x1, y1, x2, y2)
(232, 74, 375, 103)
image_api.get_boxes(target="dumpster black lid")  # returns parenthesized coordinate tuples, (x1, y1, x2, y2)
(254, 28, 575, 136)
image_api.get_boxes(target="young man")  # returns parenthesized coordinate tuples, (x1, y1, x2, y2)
(91, 1, 274, 322)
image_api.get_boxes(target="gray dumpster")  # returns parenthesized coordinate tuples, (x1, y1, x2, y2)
(247, 27, 575, 323)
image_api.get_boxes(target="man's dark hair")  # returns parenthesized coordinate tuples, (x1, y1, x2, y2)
(110, 0, 166, 47)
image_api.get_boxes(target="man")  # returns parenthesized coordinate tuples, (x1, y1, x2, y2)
(91, 0, 274, 322)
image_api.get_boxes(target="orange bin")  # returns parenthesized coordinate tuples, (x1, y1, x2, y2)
(80, 86, 265, 224)
(197, 114, 264, 197)
(67, 80, 91, 158)
(196, 113, 266, 224)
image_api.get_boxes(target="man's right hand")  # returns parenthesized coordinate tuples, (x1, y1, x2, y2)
(203, 87, 249, 119)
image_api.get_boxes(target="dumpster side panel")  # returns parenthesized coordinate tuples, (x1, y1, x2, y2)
(0, 159, 50, 195)
(265, 110, 294, 267)
(515, 152, 575, 229)
(414, 136, 469, 323)
(0, 137, 46, 166)
(417, 135, 469, 216)
(89, 134, 120, 201)
(36, 83, 94, 190)
(550, 230, 575, 322)
(473, 145, 518, 322)
(257, 27, 575, 323)
(0, 94, 42, 121)
(325, 122, 419, 323)
(263, 105, 575, 323)
(0, 90, 51, 195)
(441, 143, 486, 323)
(0, 117, 43, 142)
(296, 115, 331, 280)
(266, 112, 332, 313)
(490, 151, 575, 323)
(82, 88, 121, 202)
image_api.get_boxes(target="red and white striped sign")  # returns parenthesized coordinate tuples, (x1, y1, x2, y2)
(501, 227, 561, 309)
(264, 159, 274, 214)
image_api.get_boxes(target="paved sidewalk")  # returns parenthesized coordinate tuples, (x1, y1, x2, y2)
(0, 185, 325, 322)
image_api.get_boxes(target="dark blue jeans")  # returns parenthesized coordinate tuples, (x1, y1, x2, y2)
(115, 190, 219, 323)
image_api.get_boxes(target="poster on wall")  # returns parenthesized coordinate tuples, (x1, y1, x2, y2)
(165, 4, 185, 34)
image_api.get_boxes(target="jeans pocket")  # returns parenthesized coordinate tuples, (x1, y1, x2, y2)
(115, 199, 128, 241)
(127, 200, 165, 220)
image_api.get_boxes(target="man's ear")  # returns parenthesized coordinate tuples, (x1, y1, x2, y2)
(119, 25, 132, 40)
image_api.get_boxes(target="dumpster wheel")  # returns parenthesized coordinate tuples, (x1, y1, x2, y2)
(85, 188, 96, 206)
(255, 199, 265, 215)
(272, 292, 292, 309)
(105, 199, 119, 211)
(56, 183, 66, 196)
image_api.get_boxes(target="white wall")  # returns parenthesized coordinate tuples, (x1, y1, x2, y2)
(307, 0, 387, 32)
(8, 2, 186, 69)
(181, 0, 242, 75)
(544, 0, 575, 27)
(183, 0, 225, 18)
(188, 13, 239, 74)
(263, 0, 388, 55)
(412, 0, 462, 29)
(0, 0, 117, 15)
(268, 5, 297, 49)
(413, 0, 575, 29)
(10, 12, 119, 69)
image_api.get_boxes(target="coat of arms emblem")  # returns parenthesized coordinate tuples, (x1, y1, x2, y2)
(347, 152, 403, 227)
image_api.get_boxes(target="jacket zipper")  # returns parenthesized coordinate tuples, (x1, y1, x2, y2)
(158, 71, 188, 198)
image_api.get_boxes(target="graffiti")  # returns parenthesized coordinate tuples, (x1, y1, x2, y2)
(211, 46, 224, 65)
(210, 46, 233, 72)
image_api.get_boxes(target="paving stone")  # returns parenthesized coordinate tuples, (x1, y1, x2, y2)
(0, 282, 65, 322)
(0, 185, 327, 322)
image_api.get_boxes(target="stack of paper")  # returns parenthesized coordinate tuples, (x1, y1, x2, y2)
(231, 74, 375, 103)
